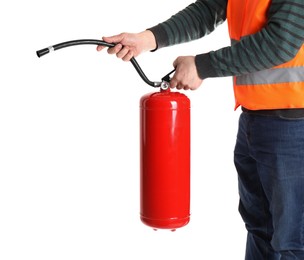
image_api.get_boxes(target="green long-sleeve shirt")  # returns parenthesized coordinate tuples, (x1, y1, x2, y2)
(148, 0, 304, 80)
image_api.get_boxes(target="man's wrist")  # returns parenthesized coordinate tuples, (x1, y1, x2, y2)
(139, 30, 157, 52)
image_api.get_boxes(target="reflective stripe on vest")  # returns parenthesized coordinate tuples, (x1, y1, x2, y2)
(236, 67, 304, 85)
(227, 0, 304, 110)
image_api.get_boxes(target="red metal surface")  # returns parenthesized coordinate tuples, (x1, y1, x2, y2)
(140, 89, 191, 230)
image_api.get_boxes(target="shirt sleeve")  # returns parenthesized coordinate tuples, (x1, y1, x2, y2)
(149, 0, 304, 80)
(148, 0, 227, 49)
(196, 0, 304, 79)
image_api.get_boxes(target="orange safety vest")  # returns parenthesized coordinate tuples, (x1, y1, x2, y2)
(227, 0, 304, 110)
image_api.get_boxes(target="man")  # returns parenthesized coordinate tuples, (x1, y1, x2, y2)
(97, 0, 304, 259)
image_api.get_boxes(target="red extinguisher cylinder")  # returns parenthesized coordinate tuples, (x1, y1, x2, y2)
(140, 89, 190, 230)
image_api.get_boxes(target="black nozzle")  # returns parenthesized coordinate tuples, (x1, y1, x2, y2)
(36, 48, 50, 58)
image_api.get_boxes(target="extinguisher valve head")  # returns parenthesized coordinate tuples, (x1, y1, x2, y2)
(160, 81, 170, 90)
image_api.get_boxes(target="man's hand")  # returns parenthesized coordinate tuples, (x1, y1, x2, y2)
(96, 31, 157, 61)
(170, 56, 203, 90)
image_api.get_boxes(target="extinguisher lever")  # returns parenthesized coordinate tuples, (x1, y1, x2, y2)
(161, 69, 176, 82)
(159, 69, 176, 90)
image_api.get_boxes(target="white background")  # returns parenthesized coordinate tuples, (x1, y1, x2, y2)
(0, 0, 246, 259)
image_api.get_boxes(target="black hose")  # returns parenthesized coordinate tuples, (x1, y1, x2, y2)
(36, 39, 161, 87)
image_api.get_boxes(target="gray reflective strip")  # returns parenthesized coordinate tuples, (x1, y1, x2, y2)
(236, 67, 304, 85)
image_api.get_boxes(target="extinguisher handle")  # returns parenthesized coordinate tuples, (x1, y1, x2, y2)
(162, 69, 176, 83)
(36, 39, 162, 88)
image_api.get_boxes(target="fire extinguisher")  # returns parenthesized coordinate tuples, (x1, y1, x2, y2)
(36, 39, 191, 230)
(140, 88, 190, 231)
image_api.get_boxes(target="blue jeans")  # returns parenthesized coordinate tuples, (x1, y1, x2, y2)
(234, 112, 304, 260)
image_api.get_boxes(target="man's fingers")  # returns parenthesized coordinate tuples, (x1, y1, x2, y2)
(116, 46, 129, 59)
(96, 45, 105, 51)
(102, 34, 124, 44)
(107, 44, 123, 55)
